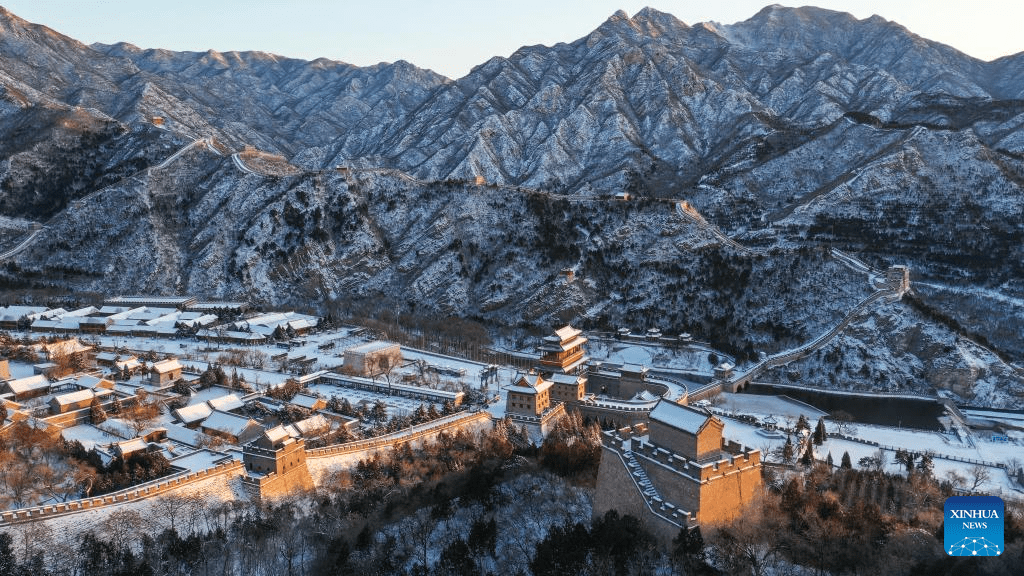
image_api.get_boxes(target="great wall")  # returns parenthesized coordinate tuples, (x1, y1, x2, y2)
(0, 409, 493, 529)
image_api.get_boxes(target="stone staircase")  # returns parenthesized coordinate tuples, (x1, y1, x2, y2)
(624, 449, 660, 500)
(622, 448, 695, 526)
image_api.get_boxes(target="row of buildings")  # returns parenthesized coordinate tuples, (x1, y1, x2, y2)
(0, 298, 315, 345)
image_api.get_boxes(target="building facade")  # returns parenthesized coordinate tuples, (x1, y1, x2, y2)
(594, 400, 762, 538)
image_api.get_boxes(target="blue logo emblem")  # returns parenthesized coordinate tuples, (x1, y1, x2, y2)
(945, 496, 1003, 556)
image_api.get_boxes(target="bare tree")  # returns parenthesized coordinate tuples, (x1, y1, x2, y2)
(153, 493, 191, 532)
(101, 508, 147, 551)
(944, 470, 967, 493)
(126, 399, 162, 436)
(968, 465, 992, 492)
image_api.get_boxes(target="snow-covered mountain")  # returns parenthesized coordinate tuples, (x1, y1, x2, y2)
(0, 5, 1021, 406)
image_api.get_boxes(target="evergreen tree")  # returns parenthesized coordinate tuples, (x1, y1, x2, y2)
(841, 451, 852, 469)
(0, 533, 17, 576)
(371, 400, 388, 424)
(895, 449, 916, 473)
(672, 526, 707, 574)
(90, 398, 107, 424)
(796, 414, 810, 433)
(782, 435, 794, 463)
(826, 452, 834, 467)
(918, 452, 934, 478)
(800, 445, 814, 466)
(813, 417, 827, 445)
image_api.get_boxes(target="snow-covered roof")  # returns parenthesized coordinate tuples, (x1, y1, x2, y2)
(178, 314, 218, 328)
(549, 373, 583, 385)
(114, 438, 149, 457)
(289, 414, 329, 436)
(63, 306, 99, 318)
(51, 388, 110, 407)
(30, 319, 62, 330)
(208, 393, 244, 412)
(35, 339, 91, 357)
(262, 425, 291, 445)
(5, 374, 49, 395)
(287, 318, 317, 330)
(345, 340, 398, 355)
(0, 305, 48, 320)
(144, 311, 182, 326)
(115, 357, 142, 371)
(632, 390, 659, 402)
(539, 329, 588, 352)
(648, 400, 716, 435)
(620, 363, 648, 374)
(507, 374, 553, 395)
(188, 301, 247, 311)
(152, 358, 182, 374)
(173, 402, 213, 425)
(72, 374, 113, 390)
(105, 296, 195, 307)
(290, 393, 323, 410)
(554, 326, 582, 341)
(201, 410, 260, 438)
(163, 423, 206, 447)
(196, 329, 266, 341)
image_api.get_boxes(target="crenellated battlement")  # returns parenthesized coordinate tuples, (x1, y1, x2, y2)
(625, 435, 760, 482)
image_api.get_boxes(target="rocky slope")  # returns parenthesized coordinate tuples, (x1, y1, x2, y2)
(0, 5, 1021, 405)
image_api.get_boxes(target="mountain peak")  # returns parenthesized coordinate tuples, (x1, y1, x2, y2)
(631, 6, 688, 31)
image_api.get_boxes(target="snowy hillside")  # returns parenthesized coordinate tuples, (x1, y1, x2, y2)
(0, 5, 1021, 405)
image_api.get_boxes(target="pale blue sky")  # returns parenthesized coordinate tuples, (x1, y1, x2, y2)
(3, 1, 1021, 78)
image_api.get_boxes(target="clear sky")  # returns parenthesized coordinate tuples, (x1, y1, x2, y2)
(3, 1, 1022, 79)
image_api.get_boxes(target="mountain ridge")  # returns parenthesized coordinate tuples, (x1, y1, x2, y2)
(0, 5, 1021, 406)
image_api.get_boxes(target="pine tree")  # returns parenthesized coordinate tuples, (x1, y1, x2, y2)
(826, 452, 834, 467)
(813, 417, 827, 445)
(796, 414, 810, 433)
(90, 398, 107, 424)
(782, 435, 794, 463)
(800, 445, 814, 466)
(918, 453, 934, 478)
(841, 451, 852, 469)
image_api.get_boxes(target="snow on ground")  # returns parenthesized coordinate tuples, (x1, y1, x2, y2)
(718, 413, 1024, 498)
(13, 469, 249, 541)
(186, 385, 237, 406)
(7, 361, 36, 379)
(179, 360, 290, 390)
(587, 337, 723, 375)
(60, 424, 126, 450)
(304, 382, 442, 418)
(168, 448, 235, 472)
(715, 392, 827, 420)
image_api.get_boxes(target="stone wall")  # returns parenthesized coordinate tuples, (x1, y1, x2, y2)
(593, 443, 692, 544)
(307, 411, 493, 484)
(593, 445, 652, 521)
(241, 464, 314, 503)
(0, 461, 246, 536)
